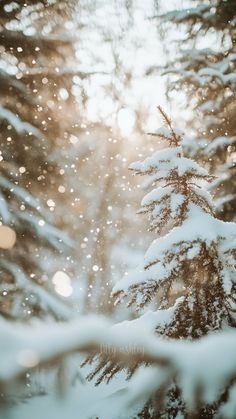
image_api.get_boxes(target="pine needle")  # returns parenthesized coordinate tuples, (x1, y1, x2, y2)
(157, 105, 172, 128)
(157, 105, 179, 146)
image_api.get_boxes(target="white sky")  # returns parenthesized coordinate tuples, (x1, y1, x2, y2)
(74, 0, 182, 136)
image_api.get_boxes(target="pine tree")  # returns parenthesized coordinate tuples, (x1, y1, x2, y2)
(0, 0, 75, 320)
(114, 107, 236, 337)
(156, 0, 236, 222)
(86, 108, 236, 417)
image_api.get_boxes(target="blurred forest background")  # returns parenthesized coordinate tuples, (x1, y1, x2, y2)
(0, 0, 235, 417)
(0, 0, 166, 321)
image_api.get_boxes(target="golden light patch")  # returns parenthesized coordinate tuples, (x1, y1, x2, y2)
(0, 225, 16, 249)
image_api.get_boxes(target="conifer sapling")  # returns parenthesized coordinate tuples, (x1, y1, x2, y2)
(113, 106, 236, 339)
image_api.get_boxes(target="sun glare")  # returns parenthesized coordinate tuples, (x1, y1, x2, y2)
(52, 271, 73, 297)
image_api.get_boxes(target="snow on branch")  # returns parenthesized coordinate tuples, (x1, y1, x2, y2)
(0, 106, 43, 138)
(152, 5, 211, 25)
(16, 211, 74, 249)
(0, 175, 41, 211)
(0, 261, 73, 320)
(1, 316, 236, 414)
(0, 29, 73, 55)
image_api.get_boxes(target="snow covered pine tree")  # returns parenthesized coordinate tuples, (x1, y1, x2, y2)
(158, 0, 236, 222)
(0, 1, 75, 321)
(86, 107, 236, 417)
